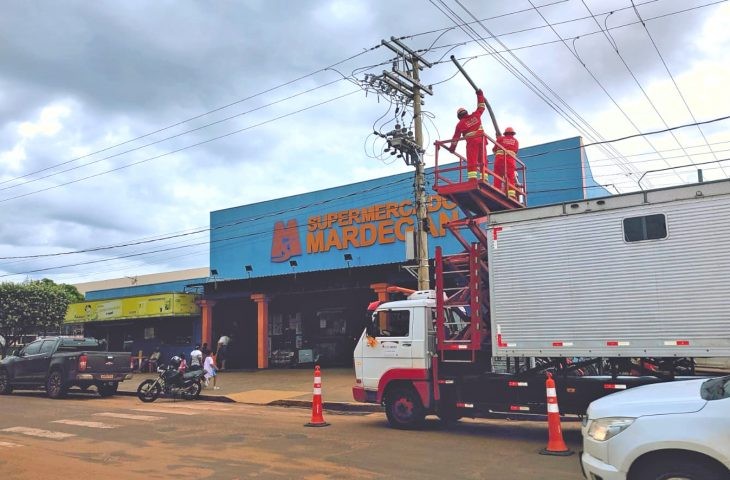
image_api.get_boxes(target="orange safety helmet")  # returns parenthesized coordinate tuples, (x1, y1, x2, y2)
(457, 107, 468, 119)
(504, 126, 516, 135)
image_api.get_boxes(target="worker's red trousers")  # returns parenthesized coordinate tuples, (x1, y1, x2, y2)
(465, 138, 485, 176)
(493, 152, 515, 191)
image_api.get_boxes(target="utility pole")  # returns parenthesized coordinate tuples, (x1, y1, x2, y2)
(366, 37, 433, 290)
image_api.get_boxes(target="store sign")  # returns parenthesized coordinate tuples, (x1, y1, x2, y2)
(64, 293, 200, 324)
(268, 195, 458, 262)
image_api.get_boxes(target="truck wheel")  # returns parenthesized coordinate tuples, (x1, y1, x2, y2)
(385, 386, 425, 429)
(97, 382, 118, 398)
(0, 369, 13, 395)
(46, 370, 68, 399)
(630, 456, 728, 480)
(137, 379, 161, 403)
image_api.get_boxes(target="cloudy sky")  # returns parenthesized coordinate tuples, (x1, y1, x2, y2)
(1, 0, 728, 285)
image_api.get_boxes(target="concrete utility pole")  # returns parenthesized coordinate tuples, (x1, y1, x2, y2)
(369, 37, 434, 290)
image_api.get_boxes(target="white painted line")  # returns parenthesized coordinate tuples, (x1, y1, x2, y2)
(132, 408, 198, 416)
(52, 420, 119, 429)
(0, 441, 23, 448)
(166, 403, 231, 412)
(94, 412, 163, 421)
(2, 427, 76, 440)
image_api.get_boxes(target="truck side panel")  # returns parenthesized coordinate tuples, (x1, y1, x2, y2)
(488, 183, 730, 357)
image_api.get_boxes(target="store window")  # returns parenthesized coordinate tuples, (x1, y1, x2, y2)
(623, 214, 667, 242)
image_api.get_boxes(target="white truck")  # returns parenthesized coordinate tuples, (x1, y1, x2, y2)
(353, 177, 730, 428)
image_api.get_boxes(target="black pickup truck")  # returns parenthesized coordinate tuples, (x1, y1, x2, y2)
(0, 336, 133, 398)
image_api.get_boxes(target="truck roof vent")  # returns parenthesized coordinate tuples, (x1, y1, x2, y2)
(408, 290, 436, 300)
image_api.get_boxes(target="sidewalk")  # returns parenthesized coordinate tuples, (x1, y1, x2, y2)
(118, 367, 382, 412)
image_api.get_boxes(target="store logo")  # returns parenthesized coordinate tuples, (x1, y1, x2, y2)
(271, 219, 302, 262)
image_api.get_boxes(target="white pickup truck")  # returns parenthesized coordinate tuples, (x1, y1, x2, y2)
(581, 376, 730, 480)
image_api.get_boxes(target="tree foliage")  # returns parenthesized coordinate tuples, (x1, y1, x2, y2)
(0, 279, 79, 355)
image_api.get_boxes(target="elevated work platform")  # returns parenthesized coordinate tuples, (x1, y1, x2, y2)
(433, 137, 527, 218)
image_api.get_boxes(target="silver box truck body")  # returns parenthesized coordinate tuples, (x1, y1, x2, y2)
(488, 180, 730, 358)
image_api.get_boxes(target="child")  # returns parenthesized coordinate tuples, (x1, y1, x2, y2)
(203, 354, 219, 390)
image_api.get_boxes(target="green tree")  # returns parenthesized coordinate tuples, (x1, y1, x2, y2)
(0, 280, 74, 356)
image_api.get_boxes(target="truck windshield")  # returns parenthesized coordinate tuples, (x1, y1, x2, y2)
(700, 376, 730, 401)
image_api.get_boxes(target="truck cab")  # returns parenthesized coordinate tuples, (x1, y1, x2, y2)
(353, 291, 437, 424)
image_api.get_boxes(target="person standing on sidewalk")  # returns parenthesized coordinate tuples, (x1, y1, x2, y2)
(203, 353, 219, 390)
(217, 334, 230, 370)
(189, 345, 203, 371)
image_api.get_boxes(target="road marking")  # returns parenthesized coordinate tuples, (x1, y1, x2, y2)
(2, 427, 76, 440)
(168, 403, 232, 412)
(94, 412, 163, 421)
(0, 441, 23, 448)
(52, 420, 119, 429)
(132, 408, 198, 416)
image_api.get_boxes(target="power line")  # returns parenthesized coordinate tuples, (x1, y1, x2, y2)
(629, 0, 729, 177)
(0, 90, 361, 204)
(581, 0, 695, 178)
(432, 0, 639, 181)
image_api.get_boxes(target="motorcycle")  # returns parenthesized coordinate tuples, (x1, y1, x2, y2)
(136, 364, 204, 402)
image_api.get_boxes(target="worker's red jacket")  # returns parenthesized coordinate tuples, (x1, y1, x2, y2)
(450, 90, 487, 148)
(493, 135, 519, 155)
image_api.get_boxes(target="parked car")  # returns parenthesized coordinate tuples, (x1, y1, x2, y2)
(0, 336, 133, 399)
(581, 376, 730, 480)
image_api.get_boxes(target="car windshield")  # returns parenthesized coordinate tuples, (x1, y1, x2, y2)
(700, 376, 730, 401)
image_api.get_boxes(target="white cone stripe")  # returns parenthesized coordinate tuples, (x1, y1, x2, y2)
(314, 376, 321, 383)
(94, 413, 163, 421)
(313, 387, 322, 395)
(547, 404, 560, 413)
(0, 441, 23, 447)
(52, 420, 119, 429)
(2, 427, 76, 440)
(546, 388, 557, 397)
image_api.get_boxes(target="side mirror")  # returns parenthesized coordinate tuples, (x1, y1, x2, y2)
(11, 349, 21, 357)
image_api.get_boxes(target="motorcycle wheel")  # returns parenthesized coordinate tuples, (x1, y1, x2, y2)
(137, 379, 161, 403)
(183, 380, 202, 400)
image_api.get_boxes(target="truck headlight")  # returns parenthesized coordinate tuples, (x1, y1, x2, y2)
(587, 417, 635, 441)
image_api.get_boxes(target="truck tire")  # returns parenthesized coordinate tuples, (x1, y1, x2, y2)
(630, 455, 729, 480)
(137, 379, 161, 403)
(97, 382, 118, 398)
(0, 369, 13, 395)
(46, 370, 68, 399)
(385, 386, 425, 429)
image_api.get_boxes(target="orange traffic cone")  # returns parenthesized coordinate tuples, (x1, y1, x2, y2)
(304, 365, 330, 427)
(539, 372, 573, 456)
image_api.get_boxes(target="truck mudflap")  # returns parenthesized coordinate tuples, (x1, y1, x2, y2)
(377, 368, 431, 409)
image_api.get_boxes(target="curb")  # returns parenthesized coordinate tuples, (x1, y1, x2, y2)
(117, 389, 382, 412)
(268, 399, 383, 413)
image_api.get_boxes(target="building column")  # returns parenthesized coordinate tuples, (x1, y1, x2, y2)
(370, 283, 390, 302)
(250, 293, 270, 369)
(196, 299, 217, 349)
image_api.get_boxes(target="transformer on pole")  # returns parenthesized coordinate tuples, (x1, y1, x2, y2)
(366, 37, 434, 290)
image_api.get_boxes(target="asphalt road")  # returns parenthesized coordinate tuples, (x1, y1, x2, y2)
(0, 390, 584, 479)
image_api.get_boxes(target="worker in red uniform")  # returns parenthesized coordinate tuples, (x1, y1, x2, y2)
(448, 89, 487, 181)
(493, 127, 519, 198)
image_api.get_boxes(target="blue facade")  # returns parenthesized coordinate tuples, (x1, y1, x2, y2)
(210, 137, 607, 281)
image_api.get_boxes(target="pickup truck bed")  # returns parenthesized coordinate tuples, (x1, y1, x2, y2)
(0, 337, 133, 398)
